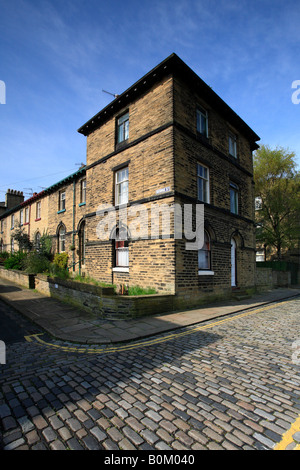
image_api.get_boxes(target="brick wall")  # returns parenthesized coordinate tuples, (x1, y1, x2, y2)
(173, 76, 256, 296)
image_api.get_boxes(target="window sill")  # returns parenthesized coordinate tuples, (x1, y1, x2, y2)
(57, 209, 66, 214)
(79, 202, 86, 207)
(114, 202, 129, 209)
(115, 140, 129, 151)
(113, 267, 129, 273)
(35, 218, 41, 222)
(198, 270, 214, 276)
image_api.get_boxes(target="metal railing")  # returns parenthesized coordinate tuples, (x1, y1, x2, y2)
(67, 258, 84, 275)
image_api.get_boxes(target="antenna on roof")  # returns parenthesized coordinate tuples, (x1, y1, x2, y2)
(102, 89, 119, 99)
(24, 188, 33, 196)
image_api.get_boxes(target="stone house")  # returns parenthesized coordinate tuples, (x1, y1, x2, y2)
(0, 53, 260, 306)
(0, 167, 86, 263)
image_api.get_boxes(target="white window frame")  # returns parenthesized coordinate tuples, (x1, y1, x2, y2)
(197, 163, 210, 203)
(255, 197, 262, 211)
(11, 214, 14, 229)
(11, 237, 14, 253)
(114, 226, 129, 268)
(80, 179, 86, 204)
(117, 112, 129, 144)
(20, 209, 24, 225)
(256, 250, 265, 262)
(196, 106, 208, 137)
(198, 230, 214, 274)
(59, 190, 66, 211)
(115, 167, 129, 206)
(58, 226, 66, 253)
(25, 207, 29, 223)
(36, 201, 41, 219)
(229, 132, 237, 158)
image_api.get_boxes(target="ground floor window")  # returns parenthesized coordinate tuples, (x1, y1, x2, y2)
(58, 225, 66, 253)
(35, 232, 41, 251)
(115, 226, 129, 267)
(198, 230, 211, 270)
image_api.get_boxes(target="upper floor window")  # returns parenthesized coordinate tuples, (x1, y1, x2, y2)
(117, 112, 129, 144)
(0, 220, 3, 232)
(229, 132, 237, 158)
(20, 209, 24, 225)
(25, 207, 29, 224)
(36, 201, 41, 219)
(11, 214, 14, 229)
(196, 106, 208, 137)
(59, 190, 66, 211)
(80, 179, 86, 204)
(115, 167, 129, 205)
(197, 164, 210, 203)
(230, 182, 239, 214)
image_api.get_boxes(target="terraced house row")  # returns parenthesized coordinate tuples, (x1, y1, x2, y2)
(0, 54, 260, 307)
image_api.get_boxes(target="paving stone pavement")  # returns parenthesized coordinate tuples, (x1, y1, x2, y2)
(0, 296, 300, 451)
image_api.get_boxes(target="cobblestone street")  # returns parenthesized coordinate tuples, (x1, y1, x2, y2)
(0, 297, 300, 451)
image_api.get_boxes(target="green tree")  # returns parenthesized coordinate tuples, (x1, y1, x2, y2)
(39, 231, 53, 260)
(12, 223, 33, 252)
(254, 145, 300, 260)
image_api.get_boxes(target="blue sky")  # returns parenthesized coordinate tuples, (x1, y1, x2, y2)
(1, 0, 300, 201)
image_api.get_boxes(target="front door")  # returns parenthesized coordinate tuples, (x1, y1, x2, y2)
(231, 238, 236, 287)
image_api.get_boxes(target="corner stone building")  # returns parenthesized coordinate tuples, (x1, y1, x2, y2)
(1, 54, 260, 308)
(78, 53, 259, 305)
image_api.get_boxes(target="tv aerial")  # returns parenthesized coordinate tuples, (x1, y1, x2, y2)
(102, 89, 119, 99)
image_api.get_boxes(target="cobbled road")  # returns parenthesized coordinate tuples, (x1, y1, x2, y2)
(0, 296, 300, 451)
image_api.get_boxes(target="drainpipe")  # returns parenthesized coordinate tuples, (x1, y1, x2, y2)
(72, 180, 76, 271)
(28, 204, 31, 243)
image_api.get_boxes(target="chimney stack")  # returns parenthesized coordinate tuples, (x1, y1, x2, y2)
(5, 189, 24, 210)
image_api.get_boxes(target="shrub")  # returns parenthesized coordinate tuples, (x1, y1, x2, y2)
(12, 224, 33, 251)
(49, 253, 70, 280)
(0, 251, 10, 264)
(23, 252, 51, 274)
(52, 252, 69, 270)
(39, 232, 53, 260)
(49, 263, 70, 280)
(4, 252, 28, 270)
